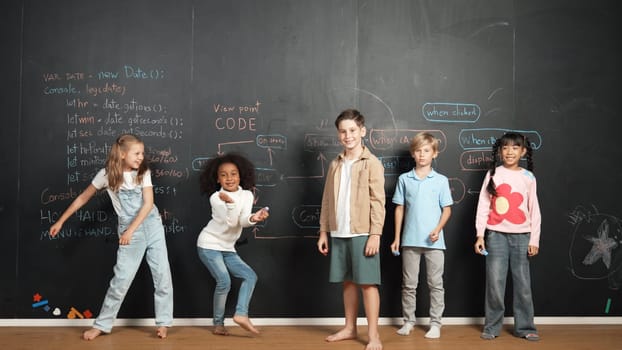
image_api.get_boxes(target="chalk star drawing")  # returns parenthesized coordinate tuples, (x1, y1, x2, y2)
(568, 205, 622, 287)
(583, 219, 618, 269)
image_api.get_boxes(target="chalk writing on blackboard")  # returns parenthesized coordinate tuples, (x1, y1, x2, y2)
(459, 128, 543, 150)
(368, 129, 447, 152)
(39, 64, 188, 240)
(422, 102, 481, 123)
(568, 205, 622, 290)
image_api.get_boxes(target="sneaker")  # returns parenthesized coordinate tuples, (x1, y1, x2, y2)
(424, 325, 441, 339)
(524, 333, 540, 341)
(396, 323, 414, 336)
(480, 332, 496, 340)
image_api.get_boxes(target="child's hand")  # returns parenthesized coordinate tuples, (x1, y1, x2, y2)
(219, 192, 234, 204)
(251, 207, 270, 223)
(317, 232, 329, 256)
(119, 230, 134, 245)
(365, 234, 381, 256)
(474, 236, 486, 255)
(49, 222, 63, 237)
(528, 245, 539, 257)
(390, 240, 400, 256)
(429, 231, 440, 242)
(390, 240, 399, 253)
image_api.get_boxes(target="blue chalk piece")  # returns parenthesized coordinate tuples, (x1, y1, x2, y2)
(480, 248, 488, 256)
(392, 250, 400, 256)
(32, 300, 49, 308)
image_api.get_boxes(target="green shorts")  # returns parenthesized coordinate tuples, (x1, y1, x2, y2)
(329, 236, 381, 285)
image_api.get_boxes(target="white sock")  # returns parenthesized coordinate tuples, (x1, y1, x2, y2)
(397, 323, 414, 336)
(424, 325, 441, 339)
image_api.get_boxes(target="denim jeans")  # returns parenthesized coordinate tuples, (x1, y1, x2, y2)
(197, 248, 257, 326)
(484, 230, 536, 337)
(94, 188, 173, 333)
(401, 247, 445, 327)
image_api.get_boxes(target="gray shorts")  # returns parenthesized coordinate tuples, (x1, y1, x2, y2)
(329, 236, 381, 285)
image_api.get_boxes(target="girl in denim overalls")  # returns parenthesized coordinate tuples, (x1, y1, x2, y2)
(50, 134, 173, 340)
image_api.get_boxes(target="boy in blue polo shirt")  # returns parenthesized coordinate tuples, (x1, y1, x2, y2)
(390, 132, 453, 339)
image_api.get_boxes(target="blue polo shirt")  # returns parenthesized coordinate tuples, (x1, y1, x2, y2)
(392, 169, 453, 249)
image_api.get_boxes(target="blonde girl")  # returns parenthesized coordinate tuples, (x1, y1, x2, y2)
(50, 134, 173, 340)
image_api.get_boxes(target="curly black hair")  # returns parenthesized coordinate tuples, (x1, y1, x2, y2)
(199, 153, 256, 195)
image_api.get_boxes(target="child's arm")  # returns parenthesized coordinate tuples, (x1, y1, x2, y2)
(216, 191, 239, 228)
(118, 186, 155, 245)
(239, 191, 261, 228)
(365, 158, 386, 256)
(390, 205, 404, 253)
(474, 172, 492, 254)
(527, 176, 541, 256)
(368, 160, 386, 236)
(429, 206, 451, 242)
(317, 161, 336, 256)
(50, 184, 98, 237)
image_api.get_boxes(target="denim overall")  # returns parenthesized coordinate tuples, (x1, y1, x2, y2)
(93, 187, 173, 333)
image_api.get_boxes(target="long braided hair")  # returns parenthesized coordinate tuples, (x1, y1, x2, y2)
(486, 132, 534, 196)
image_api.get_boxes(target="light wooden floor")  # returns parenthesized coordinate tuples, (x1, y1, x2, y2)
(1, 325, 620, 350)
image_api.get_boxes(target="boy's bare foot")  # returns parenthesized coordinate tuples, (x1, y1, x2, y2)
(366, 337, 383, 350)
(233, 315, 260, 334)
(325, 328, 357, 342)
(82, 328, 102, 341)
(212, 325, 230, 336)
(156, 326, 168, 339)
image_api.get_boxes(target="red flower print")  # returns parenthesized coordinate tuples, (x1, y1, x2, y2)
(488, 183, 526, 225)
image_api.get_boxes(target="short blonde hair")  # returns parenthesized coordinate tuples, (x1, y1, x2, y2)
(409, 132, 439, 154)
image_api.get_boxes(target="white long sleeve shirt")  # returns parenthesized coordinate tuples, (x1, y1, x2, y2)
(196, 187, 256, 252)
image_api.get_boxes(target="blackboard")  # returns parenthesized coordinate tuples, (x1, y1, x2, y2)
(1, 0, 620, 320)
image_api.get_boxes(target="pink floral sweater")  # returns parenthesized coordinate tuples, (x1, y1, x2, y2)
(475, 166, 542, 247)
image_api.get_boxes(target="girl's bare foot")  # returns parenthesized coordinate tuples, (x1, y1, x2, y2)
(233, 315, 260, 334)
(83, 328, 102, 341)
(366, 337, 383, 350)
(212, 325, 230, 336)
(325, 328, 357, 342)
(156, 326, 168, 339)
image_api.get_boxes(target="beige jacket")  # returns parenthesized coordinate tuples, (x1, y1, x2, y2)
(319, 146, 386, 235)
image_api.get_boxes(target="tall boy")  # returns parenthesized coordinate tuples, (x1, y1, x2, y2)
(317, 109, 386, 350)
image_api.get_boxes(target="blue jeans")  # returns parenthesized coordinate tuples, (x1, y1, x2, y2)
(484, 230, 537, 337)
(94, 206, 173, 333)
(197, 248, 257, 326)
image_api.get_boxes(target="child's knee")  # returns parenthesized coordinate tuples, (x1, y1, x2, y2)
(247, 270, 258, 284)
(216, 277, 232, 292)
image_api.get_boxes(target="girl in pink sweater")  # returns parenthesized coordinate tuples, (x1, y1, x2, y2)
(474, 132, 541, 342)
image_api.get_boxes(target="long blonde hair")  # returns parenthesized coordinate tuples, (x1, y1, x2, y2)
(105, 134, 148, 192)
